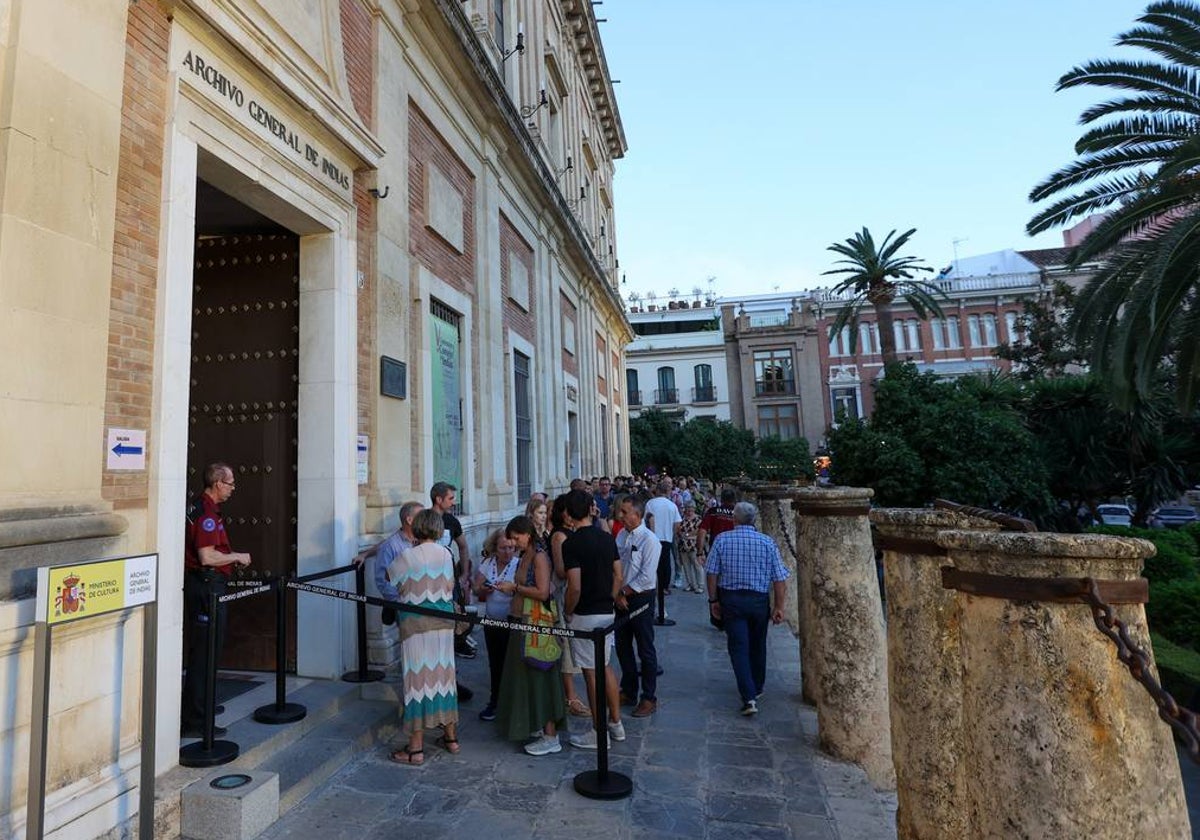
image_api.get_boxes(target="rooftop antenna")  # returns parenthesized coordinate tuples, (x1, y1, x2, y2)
(952, 237, 969, 276)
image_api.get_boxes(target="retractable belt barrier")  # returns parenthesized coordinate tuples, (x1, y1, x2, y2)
(289, 576, 649, 800)
(183, 563, 648, 800)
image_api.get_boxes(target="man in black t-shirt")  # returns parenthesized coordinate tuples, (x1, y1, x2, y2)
(563, 489, 626, 748)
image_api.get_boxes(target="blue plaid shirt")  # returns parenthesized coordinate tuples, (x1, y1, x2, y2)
(705, 525, 789, 593)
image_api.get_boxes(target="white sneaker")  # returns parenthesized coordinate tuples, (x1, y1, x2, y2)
(569, 729, 609, 750)
(607, 720, 626, 741)
(524, 734, 562, 756)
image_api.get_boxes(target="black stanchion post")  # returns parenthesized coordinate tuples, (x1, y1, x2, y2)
(180, 588, 238, 767)
(574, 626, 633, 800)
(342, 563, 384, 683)
(255, 579, 307, 724)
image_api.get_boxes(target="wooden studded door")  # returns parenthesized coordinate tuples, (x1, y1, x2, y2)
(188, 232, 299, 671)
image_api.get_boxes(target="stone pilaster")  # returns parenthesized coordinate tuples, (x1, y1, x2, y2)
(793, 486, 894, 790)
(939, 530, 1190, 838)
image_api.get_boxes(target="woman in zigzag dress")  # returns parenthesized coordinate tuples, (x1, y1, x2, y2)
(388, 508, 460, 765)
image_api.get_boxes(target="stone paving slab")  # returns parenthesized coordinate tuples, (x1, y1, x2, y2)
(258, 589, 897, 840)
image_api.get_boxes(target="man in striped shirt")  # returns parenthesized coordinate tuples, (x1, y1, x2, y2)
(705, 502, 789, 716)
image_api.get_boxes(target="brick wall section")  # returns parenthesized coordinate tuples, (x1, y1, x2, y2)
(560, 292, 578, 376)
(500, 212, 534, 344)
(595, 332, 607, 398)
(341, 0, 374, 127)
(409, 104, 476, 295)
(342, 0, 377, 468)
(408, 103, 482, 496)
(611, 351, 621, 408)
(102, 3, 170, 508)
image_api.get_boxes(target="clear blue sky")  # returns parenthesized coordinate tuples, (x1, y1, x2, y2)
(600, 0, 1148, 300)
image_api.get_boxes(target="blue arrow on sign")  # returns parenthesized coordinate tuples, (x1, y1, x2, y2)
(112, 443, 144, 457)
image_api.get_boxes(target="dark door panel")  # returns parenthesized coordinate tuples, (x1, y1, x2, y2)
(188, 231, 299, 671)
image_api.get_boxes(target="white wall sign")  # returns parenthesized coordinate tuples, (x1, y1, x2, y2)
(357, 435, 369, 485)
(106, 428, 146, 471)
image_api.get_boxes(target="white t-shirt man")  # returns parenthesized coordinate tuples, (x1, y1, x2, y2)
(644, 495, 681, 544)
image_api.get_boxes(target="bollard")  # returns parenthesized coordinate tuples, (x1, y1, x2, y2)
(180, 588, 239, 768)
(792, 486, 894, 790)
(254, 580, 307, 724)
(574, 626, 633, 800)
(870, 509, 999, 839)
(755, 485, 801, 637)
(343, 563, 385, 683)
(938, 530, 1190, 838)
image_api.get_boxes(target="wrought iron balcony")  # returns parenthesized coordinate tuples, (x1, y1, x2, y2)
(754, 378, 795, 396)
(654, 388, 679, 405)
(692, 385, 717, 403)
(628, 389, 643, 407)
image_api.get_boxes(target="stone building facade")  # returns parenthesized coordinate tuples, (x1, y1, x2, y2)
(813, 247, 1096, 424)
(0, 0, 629, 836)
(624, 302, 731, 424)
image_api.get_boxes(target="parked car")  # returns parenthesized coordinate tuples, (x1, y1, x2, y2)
(1096, 504, 1134, 527)
(1149, 505, 1200, 529)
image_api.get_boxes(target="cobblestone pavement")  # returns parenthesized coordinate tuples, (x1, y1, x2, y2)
(259, 589, 897, 840)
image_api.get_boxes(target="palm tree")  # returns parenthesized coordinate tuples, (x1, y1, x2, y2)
(822, 227, 943, 366)
(1027, 0, 1200, 409)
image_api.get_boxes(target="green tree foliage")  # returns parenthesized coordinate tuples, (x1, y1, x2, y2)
(822, 228, 944, 366)
(629, 409, 680, 476)
(629, 411, 808, 484)
(673, 419, 756, 486)
(752, 436, 815, 483)
(820, 419, 924, 507)
(1027, 1, 1200, 410)
(993, 280, 1088, 380)
(826, 365, 1051, 515)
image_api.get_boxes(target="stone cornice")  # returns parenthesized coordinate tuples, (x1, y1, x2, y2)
(429, 0, 631, 338)
(559, 0, 627, 160)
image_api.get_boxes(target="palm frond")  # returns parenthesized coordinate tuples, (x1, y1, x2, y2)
(1027, 173, 1148, 232)
(1025, 143, 1177, 197)
(1058, 59, 1200, 103)
(1079, 93, 1200, 125)
(1077, 114, 1198, 152)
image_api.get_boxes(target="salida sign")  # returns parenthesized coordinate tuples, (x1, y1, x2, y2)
(179, 44, 353, 197)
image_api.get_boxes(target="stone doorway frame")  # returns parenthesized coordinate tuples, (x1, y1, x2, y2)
(148, 81, 359, 773)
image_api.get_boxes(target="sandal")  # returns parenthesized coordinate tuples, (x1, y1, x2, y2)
(567, 697, 591, 717)
(437, 734, 461, 754)
(389, 746, 424, 766)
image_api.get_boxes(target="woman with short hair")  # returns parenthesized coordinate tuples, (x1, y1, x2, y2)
(473, 528, 518, 721)
(388, 508, 459, 765)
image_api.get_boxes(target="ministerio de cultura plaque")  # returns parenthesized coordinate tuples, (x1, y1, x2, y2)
(36, 555, 158, 626)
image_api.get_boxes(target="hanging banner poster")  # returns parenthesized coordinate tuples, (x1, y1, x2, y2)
(430, 313, 463, 496)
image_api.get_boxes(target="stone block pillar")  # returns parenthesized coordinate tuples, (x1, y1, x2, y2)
(793, 486, 894, 790)
(939, 530, 1190, 838)
(755, 485, 801, 637)
(870, 509, 999, 840)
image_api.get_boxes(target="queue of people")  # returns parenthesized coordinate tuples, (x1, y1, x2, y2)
(344, 473, 787, 763)
(181, 465, 789, 761)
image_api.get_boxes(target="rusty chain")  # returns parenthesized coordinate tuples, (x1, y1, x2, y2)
(1082, 579, 1200, 763)
(774, 499, 800, 562)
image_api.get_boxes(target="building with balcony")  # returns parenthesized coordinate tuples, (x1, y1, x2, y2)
(720, 295, 827, 445)
(625, 300, 730, 423)
(812, 246, 1098, 425)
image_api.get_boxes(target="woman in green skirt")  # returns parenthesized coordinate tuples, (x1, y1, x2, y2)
(494, 515, 567, 755)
